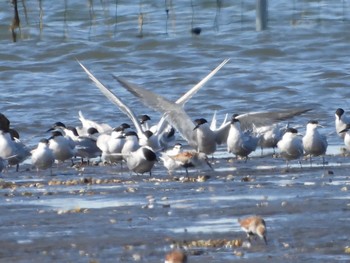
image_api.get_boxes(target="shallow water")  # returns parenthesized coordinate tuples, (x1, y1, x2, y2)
(1, 0, 350, 262)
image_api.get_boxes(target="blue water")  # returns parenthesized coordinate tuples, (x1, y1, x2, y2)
(1, 1, 350, 262)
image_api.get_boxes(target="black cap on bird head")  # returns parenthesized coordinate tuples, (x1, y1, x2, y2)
(193, 118, 208, 130)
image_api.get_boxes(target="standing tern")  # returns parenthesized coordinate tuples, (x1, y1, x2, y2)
(31, 138, 55, 173)
(77, 110, 113, 135)
(97, 126, 127, 164)
(48, 130, 76, 163)
(227, 115, 259, 160)
(335, 108, 350, 139)
(121, 131, 140, 159)
(254, 123, 287, 155)
(125, 145, 157, 176)
(339, 123, 350, 152)
(302, 120, 327, 165)
(277, 127, 303, 166)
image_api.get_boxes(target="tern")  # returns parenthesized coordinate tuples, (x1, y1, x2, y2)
(339, 123, 350, 152)
(69, 127, 101, 163)
(48, 130, 76, 163)
(121, 131, 140, 159)
(254, 123, 287, 155)
(97, 125, 128, 164)
(31, 138, 55, 173)
(112, 75, 311, 156)
(335, 108, 350, 139)
(302, 120, 327, 165)
(77, 110, 113, 135)
(277, 127, 303, 166)
(125, 145, 157, 176)
(0, 129, 30, 171)
(227, 115, 259, 160)
(78, 59, 230, 154)
(79, 60, 311, 155)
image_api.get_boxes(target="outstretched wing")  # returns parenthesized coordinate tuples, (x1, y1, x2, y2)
(78, 61, 146, 141)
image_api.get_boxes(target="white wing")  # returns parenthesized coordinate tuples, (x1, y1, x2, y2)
(175, 59, 230, 106)
(113, 77, 198, 148)
(78, 61, 147, 142)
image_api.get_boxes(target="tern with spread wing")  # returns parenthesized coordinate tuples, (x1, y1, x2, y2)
(78, 59, 230, 153)
(113, 77, 311, 155)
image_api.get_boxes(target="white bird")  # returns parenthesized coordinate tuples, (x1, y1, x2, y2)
(139, 114, 151, 132)
(227, 115, 259, 160)
(277, 127, 303, 165)
(112, 72, 312, 156)
(302, 120, 327, 165)
(48, 130, 76, 163)
(254, 123, 287, 155)
(31, 138, 55, 172)
(126, 145, 157, 176)
(339, 123, 350, 152)
(121, 131, 140, 160)
(52, 124, 100, 161)
(70, 127, 101, 163)
(0, 114, 30, 171)
(97, 126, 127, 164)
(78, 60, 311, 156)
(335, 108, 350, 139)
(0, 129, 30, 171)
(78, 59, 230, 153)
(77, 110, 112, 135)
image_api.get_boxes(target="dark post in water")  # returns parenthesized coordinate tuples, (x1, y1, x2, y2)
(256, 0, 268, 31)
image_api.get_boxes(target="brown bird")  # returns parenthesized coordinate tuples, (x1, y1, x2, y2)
(238, 216, 267, 245)
(165, 250, 187, 263)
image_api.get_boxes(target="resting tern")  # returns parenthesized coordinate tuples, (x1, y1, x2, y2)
(339, 123, 350, 152)
(254, 123, 287, 155)
(77, 110, 112, 135)
(121, 131, 140, 159)
(0, 114, 30, 170)
(335, 108, 350, 139)
(48, 130, 76, 163)
(227, 115, 259, 160)
(97, 125, 127, 164)
(0, 129, 30, 171)
(277, 127, 303, 165)
(125, 145, 157, 176)
(31, 138, 55, 172)
(302, 120, 327, 164)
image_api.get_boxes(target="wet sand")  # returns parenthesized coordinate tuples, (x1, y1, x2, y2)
(0, 150, 350, 263)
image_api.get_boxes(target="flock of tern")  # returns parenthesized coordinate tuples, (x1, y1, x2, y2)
(0, 59, 348, 175)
